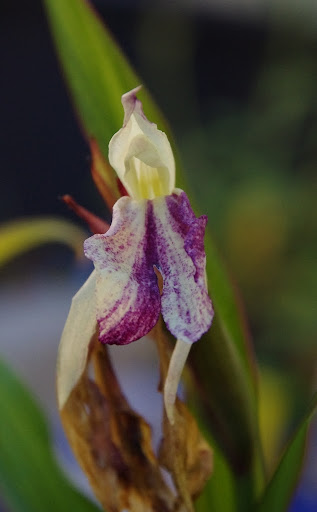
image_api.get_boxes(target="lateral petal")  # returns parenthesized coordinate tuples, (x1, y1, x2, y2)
(57, 271, 97, 409)
(84, 197, 161, 344)
(153, 190, 214, 343)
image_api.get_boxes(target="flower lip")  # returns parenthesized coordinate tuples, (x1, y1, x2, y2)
(109, 87, 175, 200)
(84, 190, 213, 347)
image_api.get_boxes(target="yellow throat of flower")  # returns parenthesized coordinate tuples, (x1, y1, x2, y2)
(128, 157, 170, 200)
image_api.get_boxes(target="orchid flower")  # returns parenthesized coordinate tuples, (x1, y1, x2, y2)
(57, 86, 214, 422)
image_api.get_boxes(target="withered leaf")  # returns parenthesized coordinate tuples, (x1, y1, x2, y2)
(61, 343, 175, 512)
(153, 319, 214, 512)
(159, 399, 213, 510)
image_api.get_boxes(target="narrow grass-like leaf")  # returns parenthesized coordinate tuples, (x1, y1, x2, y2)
(0, 217, 86, 267)
(256, 394, 317, 512)
(193, 411, 236, 512)
(43, 0, 168, 158)
(0, 359, 100, 512)
(195, 448, 236, 512)
(190, 315, 263, 506)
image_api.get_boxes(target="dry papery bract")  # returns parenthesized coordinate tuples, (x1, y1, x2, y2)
(60, 326, 213, 512)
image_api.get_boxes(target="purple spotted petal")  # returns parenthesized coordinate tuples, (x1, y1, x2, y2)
(153, 191, 214, 343)
(84, 191, 213, 345)
(84, 197, 161, 344)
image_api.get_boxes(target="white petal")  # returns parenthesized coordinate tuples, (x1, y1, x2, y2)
(56, 271, 97, 409)
(109, 88, 175, 199)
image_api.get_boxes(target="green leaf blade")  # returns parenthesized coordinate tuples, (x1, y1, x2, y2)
(44, 0, 166, 154)
(0, 359, 100, 512)
(256, 394, 317, 512)
(0, 218, 86, 268)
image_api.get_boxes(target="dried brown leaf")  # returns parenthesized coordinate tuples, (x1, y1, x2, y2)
(153, 319, 214, 511)
(61, 343, 175, 512)
(159, 399, 213, 508)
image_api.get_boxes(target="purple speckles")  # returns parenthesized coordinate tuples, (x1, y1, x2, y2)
(153, 191, 213, 343)
(84, 191, 213, 346)
(184, 215, 208, 284)
(84, 197, 161, 345)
